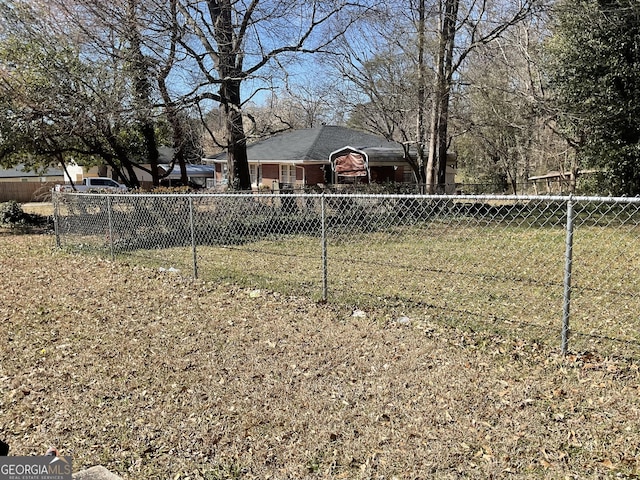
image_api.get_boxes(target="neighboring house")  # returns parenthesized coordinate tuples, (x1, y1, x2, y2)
(59, 128, 458, 192)
(0, 164, 65, 202)
(158, 163, 216, 188)
(63, 150, 171, 188)
(63, 163, 110, 184)
(65, 148, 215, 189)
(66, 163, 159, 189)
(205, 125, 459, 192)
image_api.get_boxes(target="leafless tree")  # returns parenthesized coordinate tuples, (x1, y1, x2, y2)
(425, 0, 545, 192)
(333, 0, 545, 191)
(241, 78, 338, 140)
(456, 8, 568, 194)
(330, 1, 430, 182)
(49, 0, 203, 186)
(175, 0, 373, 190)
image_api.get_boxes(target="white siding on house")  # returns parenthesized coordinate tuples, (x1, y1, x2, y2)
(250, 164, 262, 186)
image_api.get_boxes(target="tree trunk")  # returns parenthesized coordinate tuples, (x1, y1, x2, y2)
(127, 0, 160, 186)
(159, 84, 189, 186)
(436, 0, 458, 193)
(210, 0, 251, 191)
(426, 0, 446, 193)
(221, 79, 251, 190)
(141, 121, 160, 186)
(169, 110, 188, 186)
(100, 126, 140, 188)
(416, 0, 427, 190)
(157, 0, 188, 187)
(425, 98, 439, 194)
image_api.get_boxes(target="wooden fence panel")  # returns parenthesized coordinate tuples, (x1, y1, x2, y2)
(0, 182, 56, 203)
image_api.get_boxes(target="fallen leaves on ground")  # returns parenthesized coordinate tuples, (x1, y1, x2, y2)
(1, 233, 640, 478)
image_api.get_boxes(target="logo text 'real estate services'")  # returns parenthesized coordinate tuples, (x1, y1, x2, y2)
(0, 456, 72, 480)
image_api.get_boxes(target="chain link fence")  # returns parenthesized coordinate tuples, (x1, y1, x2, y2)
(53, 191, 640, 358)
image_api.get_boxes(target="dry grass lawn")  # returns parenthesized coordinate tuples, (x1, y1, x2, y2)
(1, 232, 640, 479)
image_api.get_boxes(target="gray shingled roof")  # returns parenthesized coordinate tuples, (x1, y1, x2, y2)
(159, 163, 215, 179)
(212, 125, 398, 162)
(0, 164, 65, 179)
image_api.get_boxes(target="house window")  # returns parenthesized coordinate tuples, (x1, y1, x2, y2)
(250, 164, 262, 186)
(402, 166, 415, 184)
(280, 164, 296, 185)
(220, 164, 228, 185)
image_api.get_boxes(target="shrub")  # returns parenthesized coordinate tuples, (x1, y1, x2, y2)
(0, 201, 53, 229)
(1, 201, 25, 225)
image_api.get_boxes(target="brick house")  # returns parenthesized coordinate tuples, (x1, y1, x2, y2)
(205, 125, 456, 190)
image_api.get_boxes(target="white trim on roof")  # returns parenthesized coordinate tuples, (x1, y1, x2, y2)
(0, 164, 65, 179)
(159, 164, 215, 179)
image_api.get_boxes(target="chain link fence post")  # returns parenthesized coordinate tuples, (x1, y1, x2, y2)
(562, 195, 575, 355)
(321, 192, 328, 302)
(53, 190, 60, 249)
(189, 195, 198, 279)
(106, 196, 114, 261)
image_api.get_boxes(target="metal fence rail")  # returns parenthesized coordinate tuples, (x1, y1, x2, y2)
(53, 191, 640, 357)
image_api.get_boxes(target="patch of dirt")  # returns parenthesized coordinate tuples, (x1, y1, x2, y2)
(21, 202, 54, 217)
(1, 235, 640, 478)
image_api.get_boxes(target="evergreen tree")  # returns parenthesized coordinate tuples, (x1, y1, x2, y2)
(548, 0, 640, 195)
